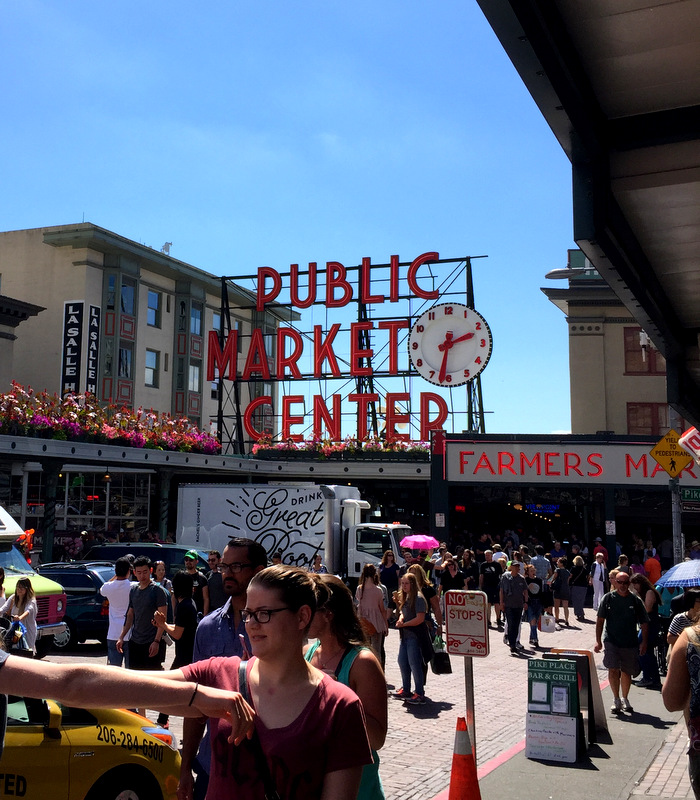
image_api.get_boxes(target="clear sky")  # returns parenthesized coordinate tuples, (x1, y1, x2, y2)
(1, 0, 575, 435)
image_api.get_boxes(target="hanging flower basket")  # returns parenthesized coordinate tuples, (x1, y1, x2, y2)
(251, 437, 430, 461)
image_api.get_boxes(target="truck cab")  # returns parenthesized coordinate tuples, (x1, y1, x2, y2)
(349, 523, 412, 578)
(321, 485, 408, 586)
(0, 506, 67, 657)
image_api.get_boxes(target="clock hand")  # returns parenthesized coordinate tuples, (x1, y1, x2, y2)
(438, 345, 450, 383)
(450, 332, 475, 345)
(438, 332, 454, 382)
(438, 331, 454, 353)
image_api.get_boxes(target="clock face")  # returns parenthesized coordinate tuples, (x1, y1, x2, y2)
(408, 303, 492, 386)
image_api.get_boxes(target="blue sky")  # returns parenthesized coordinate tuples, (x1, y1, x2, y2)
(1, 1, 574, 435)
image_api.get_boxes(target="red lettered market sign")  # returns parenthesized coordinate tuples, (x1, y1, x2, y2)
(445, 439, 700, 486)
(208, 252, 456, 442)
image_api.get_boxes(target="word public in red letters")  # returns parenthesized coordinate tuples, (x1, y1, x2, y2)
(255, 252, 439, 312)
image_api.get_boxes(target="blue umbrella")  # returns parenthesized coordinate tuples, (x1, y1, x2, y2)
(656, 560, 700, 588)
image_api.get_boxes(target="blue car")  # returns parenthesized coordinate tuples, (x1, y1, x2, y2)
(37, 561, 116, 649)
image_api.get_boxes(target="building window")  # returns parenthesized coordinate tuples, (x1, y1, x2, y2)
(212, 312, 221, 332)
(104, 338, 114, 377)
(188, 362, 201, 393)
(178, 300, 187, 332)
(145, 349, 159, 387)
(107, 275, 116, 310)
(191, 303, 202, 336)
(176, 357, 185, 390)
(211, 366, 220, 400)
(118, 344, 133, 379)
(624, 327, 666, 375)
(627, 403, 669, 436)
(147, 291, 161, 327)
(121, 278, 136, 316)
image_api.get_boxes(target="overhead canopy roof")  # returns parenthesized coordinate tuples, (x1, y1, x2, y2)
(477, 0, 700, 425)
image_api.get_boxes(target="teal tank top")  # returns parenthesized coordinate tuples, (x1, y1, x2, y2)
(305, 641, 385, 800)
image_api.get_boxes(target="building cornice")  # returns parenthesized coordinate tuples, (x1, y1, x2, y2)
(0, 295, 45, 329)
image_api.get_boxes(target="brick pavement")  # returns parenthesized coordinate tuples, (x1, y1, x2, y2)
(379, 615, 691, 800)
(630, 721, 694, 799)
(379, 617, 580, 800)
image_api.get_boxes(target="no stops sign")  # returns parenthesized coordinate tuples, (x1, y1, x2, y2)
(444, 590, 489, 657)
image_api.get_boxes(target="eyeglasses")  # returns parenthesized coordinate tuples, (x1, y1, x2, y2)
(240, 607, 291, 624)
(221, 561, 253, 574)
(616, 579, 630, 585)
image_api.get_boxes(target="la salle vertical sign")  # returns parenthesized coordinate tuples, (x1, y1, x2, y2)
(60, 302, 84, 396)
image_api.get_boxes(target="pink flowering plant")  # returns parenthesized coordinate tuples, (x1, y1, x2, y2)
(251, 434, 430, 459)
(0, 382, 221, 455)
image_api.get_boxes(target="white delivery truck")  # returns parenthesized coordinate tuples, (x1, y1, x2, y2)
(177, 483, 410, 583)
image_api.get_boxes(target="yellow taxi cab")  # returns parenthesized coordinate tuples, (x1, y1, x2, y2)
(3, 694, 181, 799)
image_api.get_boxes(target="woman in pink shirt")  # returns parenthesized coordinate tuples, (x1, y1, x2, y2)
(182, 566, 372, 799)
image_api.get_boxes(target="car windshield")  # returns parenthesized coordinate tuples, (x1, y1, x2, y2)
(91, 566, 116, 582)
(0, 545, 35, 575)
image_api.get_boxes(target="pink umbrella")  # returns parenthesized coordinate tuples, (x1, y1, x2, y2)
(400, 534, 440, 550)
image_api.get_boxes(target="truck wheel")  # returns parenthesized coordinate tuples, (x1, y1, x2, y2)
(34, 636, 54, 659)
(51, 619, 76, 650)
(85, 766, 162, 800)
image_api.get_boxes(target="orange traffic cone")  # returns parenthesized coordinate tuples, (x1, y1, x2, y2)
(448, 717, 481, 800)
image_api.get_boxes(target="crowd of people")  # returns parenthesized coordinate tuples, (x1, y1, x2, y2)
(4, 528, 700, 799)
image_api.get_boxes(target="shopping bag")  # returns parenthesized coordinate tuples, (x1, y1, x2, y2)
(430, 635, 452, 674)
(9, 621, 31, 655)
(540, 614, 556, 633)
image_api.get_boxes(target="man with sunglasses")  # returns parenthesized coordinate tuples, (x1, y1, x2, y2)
(205, 550, 226, 612)
(183, 550, 210, 619)
(179, 537, 267, 800)
(594, 570, 649, 714)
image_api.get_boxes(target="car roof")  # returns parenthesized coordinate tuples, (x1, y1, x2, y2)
(39, 562, 116, 579)
(86, 543, 198, 550)
(85, 544, 208, 558)
(40, 561, 115, 569)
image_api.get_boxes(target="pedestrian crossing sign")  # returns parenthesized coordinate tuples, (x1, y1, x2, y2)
(649, 429, 694, 477)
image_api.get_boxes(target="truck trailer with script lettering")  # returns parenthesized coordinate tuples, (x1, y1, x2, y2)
(176, 483, 408, 582)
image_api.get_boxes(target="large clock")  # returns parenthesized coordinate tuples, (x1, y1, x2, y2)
(408, 303, 493, 386)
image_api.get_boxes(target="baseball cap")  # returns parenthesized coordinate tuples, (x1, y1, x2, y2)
(184, 549, 199, 561)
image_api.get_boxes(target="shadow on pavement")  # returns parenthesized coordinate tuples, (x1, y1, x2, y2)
(527, 742, 612, 771)
(614, 710, 675, 730)
(402, 700, 455, 719)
